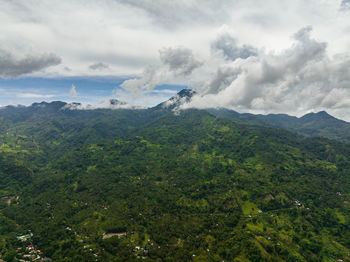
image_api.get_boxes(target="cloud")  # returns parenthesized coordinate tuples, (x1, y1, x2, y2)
(180, 26, 350, 117)
(202, 65, 242, 94)
(89, 62, 109, 70)
(1, 0, 350, 78)
(120, 47, 202, 98)
(70, 84, 78, 97)
(150, 89, 178, 95)
(113, 87, 178, 107)
(211, 32, 258, 61)
(120, 65, 165, 95)
(0, 49, 61, 78)
(113, 0, 234, 29)
(118, 26, 350, 119)
(16, 93, 55, 99)
(341, 0, 350, 9)
(63, 99, 142, 110)
(159, 47, 203, 76)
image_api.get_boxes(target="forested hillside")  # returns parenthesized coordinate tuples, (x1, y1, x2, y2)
(209, 108, 350, 144)
(0, 107, 349, 261)
(0, 102, 168, 160)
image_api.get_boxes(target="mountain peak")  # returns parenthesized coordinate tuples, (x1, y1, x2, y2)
(155, 89, 197, 110)
(176, 89, 196, 98)
(316, 111, 332, 117)
(301, 110, 335, 121)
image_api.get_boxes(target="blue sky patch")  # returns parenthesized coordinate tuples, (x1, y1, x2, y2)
(0, 77, 185, 107)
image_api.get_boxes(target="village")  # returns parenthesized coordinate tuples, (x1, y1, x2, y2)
(7, 232, 50, 262)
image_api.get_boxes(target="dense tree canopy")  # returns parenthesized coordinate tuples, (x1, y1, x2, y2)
(0, 100, 349, 261)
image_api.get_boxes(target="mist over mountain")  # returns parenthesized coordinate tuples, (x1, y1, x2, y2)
(2, 89, 349, 145)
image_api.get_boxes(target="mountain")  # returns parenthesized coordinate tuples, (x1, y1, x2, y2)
(301, 111, 335, 121)
(0, 101, 166, 160)
(0, 109, 349, 261)
(0, 89, 349, 169)
(209, 107, 350, 144)
(154, 88, 350, 144)
(154, 89, 196, 110)
(1, 89, 350, 157)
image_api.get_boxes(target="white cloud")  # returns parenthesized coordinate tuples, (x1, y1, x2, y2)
(179, 27, 350, 120)
(16, 93, 55, 99)
(70, 84, 78, 97)
(120, 46, 202, 97)
(112, 86, 179, 107)
(113, 0, 235, 29)
(120, 65, 166, 95)
(1, 0, 349, 77)
(63, 100, 139, 110)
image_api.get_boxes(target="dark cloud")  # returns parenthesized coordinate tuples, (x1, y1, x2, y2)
(89, 62, 109, 71)
(0, 49, 61, 78)
(211, 33, 258, 61)
(341, 0, 350, 9)
(159, 47, 203, 76)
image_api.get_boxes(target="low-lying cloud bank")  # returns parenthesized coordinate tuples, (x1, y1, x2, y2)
(119, 26, 350, 120)
(63, 99, 142, 110)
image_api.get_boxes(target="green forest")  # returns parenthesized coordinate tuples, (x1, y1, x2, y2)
(0, 95, 349, 261)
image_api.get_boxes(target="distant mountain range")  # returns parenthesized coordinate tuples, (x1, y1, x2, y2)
(1, 89, 349, 145)
(155, 89, 350, 143)
(208, 108, 350, 144)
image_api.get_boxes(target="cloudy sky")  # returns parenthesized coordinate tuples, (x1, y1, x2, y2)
(1, 0, 350, 120)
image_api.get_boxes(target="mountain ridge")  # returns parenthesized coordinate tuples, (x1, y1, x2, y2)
(1, 89, 350, 145)
(2, 89, 346, 122)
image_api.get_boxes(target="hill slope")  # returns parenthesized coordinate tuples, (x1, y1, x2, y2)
(208, 107, 350, 143)
(1, 110, 349, 261)
(1, 89, 350, 150)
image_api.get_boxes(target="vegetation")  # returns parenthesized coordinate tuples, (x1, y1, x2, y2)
(0, 96, 349, 261)
(209, 108, 350, 144)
